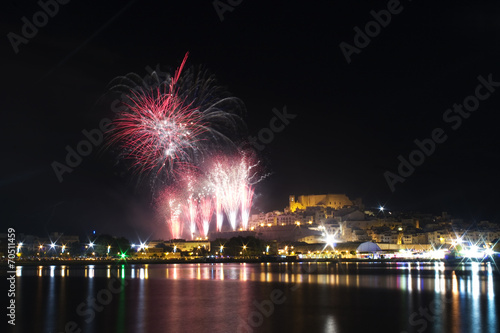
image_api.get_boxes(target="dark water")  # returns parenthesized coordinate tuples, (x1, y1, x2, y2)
(4, 261, 499, 333)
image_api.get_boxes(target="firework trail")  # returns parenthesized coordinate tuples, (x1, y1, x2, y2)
(157, 185, 183, 239)
(240, 184, 254, 231)
(215, 193, 224, 232)
(208, 156, 240, 230)
(184, 196, 198, 239)
(169, 199, 183, 239)
(235, 151, 260, 231)
(198, 196, 213, 238)
(182, 172, 199, 240)
(177, 65, 246, 149)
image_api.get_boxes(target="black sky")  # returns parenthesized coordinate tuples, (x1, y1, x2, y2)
(2, 0, 500, 240)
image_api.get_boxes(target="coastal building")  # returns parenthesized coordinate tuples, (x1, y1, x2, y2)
(167, 240, 211, 252)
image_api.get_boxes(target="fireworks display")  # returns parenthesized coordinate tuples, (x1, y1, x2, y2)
(155, 151, 261, 239)
(108, 54, 263, 240)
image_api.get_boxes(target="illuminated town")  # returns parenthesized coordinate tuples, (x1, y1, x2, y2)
(4, 193, 499, 263)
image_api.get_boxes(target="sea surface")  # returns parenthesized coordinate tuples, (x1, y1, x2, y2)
(4, 261, 499, 333)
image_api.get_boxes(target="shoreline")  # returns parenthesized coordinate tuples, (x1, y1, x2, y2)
(5, 257, 498, 267)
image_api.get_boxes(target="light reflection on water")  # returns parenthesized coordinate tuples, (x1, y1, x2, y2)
(14, 261, 498, 333)
(25, 261, 497, 295)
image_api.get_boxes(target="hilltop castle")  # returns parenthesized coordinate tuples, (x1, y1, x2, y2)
(289, 194, 356, 212)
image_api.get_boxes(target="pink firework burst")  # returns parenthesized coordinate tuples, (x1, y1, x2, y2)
(109, 53, 207, 176)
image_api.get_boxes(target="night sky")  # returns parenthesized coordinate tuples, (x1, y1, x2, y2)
(2, 0, 500, 239)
